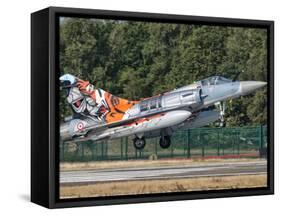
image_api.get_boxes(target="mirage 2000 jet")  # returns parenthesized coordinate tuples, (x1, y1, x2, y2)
(60, 74, 266, 150)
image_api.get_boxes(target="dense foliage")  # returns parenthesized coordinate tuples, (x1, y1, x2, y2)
(59, 18, 267, 126)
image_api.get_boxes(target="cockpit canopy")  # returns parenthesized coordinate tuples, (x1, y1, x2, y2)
(200, 76, 232, 86)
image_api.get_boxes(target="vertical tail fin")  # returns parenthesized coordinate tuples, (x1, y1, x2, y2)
(101, 90, 139, 122)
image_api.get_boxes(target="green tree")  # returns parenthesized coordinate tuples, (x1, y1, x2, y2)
(59, 18, 267, 127)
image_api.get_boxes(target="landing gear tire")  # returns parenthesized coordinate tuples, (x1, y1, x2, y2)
(159, 136, 171, 149)
(133, 137, 146, 150)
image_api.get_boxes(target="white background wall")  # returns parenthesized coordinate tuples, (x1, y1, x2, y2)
(0, 0, 279, 214)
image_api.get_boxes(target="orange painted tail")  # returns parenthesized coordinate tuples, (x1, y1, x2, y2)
(103, 90, 139, 122)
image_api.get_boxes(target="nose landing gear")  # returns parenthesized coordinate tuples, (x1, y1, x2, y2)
(219, 101, 226, 127)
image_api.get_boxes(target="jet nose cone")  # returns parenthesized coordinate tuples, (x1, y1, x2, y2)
(239, 81, 267, 95)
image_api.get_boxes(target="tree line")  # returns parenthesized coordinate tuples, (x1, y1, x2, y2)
(59, 17, 267, 126)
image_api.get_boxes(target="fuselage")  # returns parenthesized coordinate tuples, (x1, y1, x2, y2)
(60, 74, 266, 144)
(122, 76, 266, 120)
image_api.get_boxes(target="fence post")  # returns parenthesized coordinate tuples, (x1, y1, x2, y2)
(81, 143, 84, 161)
(183, 131, 186, 156)
(61, 142, 64, 161)
(201, 131, 205, 157)
(171, 138, 174, 158)
(101, 141, 104, 160)
(237, 130, 240, 155)
(232, 132, 235, 155)
(259, 125, 265, 158)
(217, 129, 220, 156)
(91, 142, 94, 160)
(154, 137, 158, 156)
(187, 129, 191, 158)
(222, 128, 225, 155)
(95, 142, 98, 161)
(260, 125, 264, 149)
(104, 140, 108, 160)
(125, 137, 128, 160)
(120, 138, 123, 160)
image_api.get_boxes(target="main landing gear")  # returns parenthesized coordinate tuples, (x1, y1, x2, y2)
(159, 136, 171, 149)
(133, 137, 146, 150)
(133, 135, 171, 150)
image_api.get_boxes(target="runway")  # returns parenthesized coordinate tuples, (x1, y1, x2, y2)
(60, 161, 267, 186)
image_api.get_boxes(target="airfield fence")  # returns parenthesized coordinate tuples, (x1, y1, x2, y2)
(60, 125, 267, 162)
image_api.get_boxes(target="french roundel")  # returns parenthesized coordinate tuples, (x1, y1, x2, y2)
(77, 122, 84, 131)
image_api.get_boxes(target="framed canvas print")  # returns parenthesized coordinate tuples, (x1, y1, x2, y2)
(31, 7, 274, 208)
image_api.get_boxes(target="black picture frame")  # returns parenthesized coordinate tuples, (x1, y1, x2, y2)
(31, 6, 274, 208)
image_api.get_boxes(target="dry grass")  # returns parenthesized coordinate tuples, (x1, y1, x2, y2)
(60, 174, 267, 199)
(60, 158, 264, 171)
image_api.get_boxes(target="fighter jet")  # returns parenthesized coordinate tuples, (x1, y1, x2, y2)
(60, 74, 266, 150)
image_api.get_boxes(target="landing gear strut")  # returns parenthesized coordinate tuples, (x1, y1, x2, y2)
(219, 101, 226, 127)
(133, 137, 146, 150)
(159, 136, 171, 149)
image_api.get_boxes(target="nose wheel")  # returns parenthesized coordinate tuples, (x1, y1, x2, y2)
(133, 137, 146, 150)
(159, 136, 171, 149)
